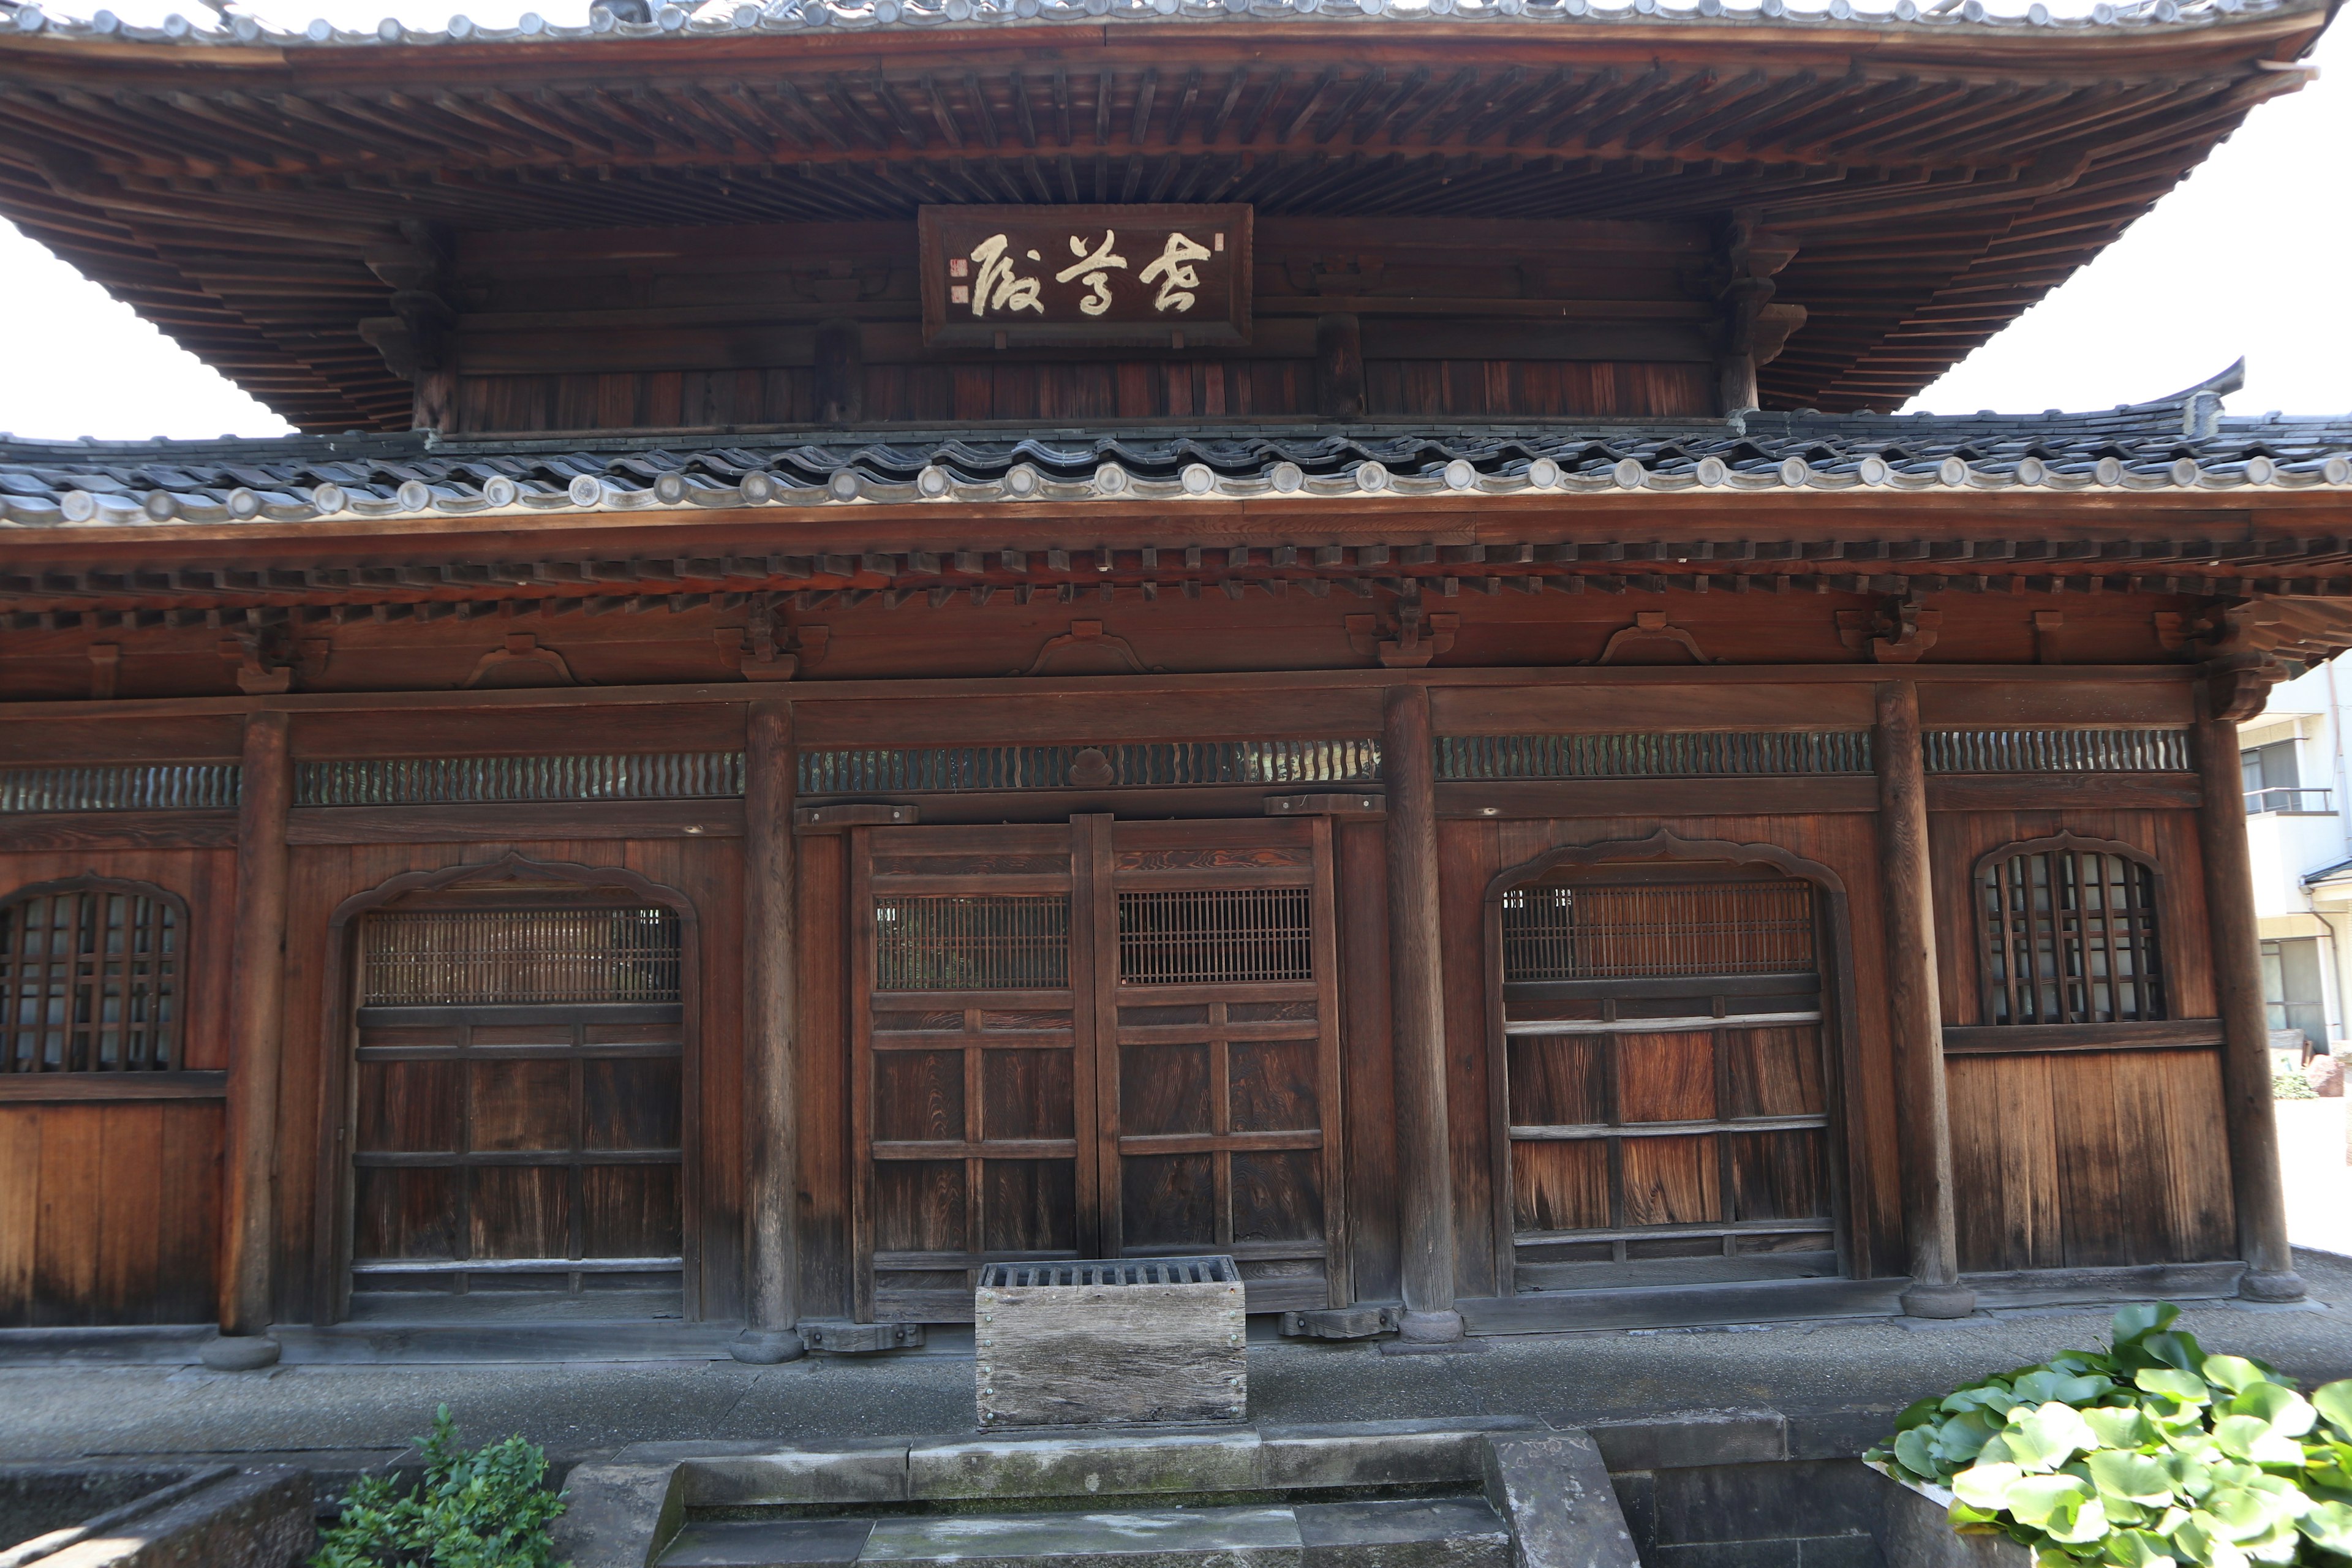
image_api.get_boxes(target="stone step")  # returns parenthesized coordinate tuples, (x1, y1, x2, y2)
(658, 1496, 1513, 1568)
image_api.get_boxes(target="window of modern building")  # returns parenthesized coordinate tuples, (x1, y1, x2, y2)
(2244, 738, 2309, 814)
(2260, 936, 2328, 1052)
(0, 879, 184, 1073)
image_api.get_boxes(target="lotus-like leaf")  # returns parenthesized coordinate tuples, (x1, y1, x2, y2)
(2211, 1416, 2305, 1468)
(2141, 1332, 2208, 1375)
(2163, 1452, 2217, 1500)
(2173, 1512, 2250, 1568)
(2085, 1406, 2157, 1449)
(2296, 1499, 2352, 1555)
(2104, 1527, 2180, 1568)
(2311, 1381, 2352, 1439)
(2201, 1357, 2268, 1396)
(2202, 1485, 2294, 1540)
(2008, 1403, 2100, 1472)
(1936, 1413, 2002, 1468)
(2016, 1369, 2117, 1406)
(1893, 1425, 1936, 1479)
(2225, 1382, 2314, 1438)
(2089, 1450, 2179, 1507)
(2116, 1303, 2183, 1344)
(1953, 1461, 2026, 1511)
(2010, 1474, 2108, 1543)
(2138, 1370, 2213, 1404)
(1896, 1395, 1944, 1431)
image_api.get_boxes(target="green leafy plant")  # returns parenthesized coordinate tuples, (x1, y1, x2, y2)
(2275, 1068, 2319, 1101)
(1869, 1303, 2352, 1568)
(314, 1407, 567, 1568)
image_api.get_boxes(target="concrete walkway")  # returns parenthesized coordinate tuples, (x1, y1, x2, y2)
(6, 1106, 2351, 1478)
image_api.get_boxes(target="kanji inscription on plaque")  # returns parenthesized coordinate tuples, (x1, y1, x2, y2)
(919, 205, 1253, 349)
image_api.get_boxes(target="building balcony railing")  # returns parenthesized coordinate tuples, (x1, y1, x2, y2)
(2246, 786, 2335, 816)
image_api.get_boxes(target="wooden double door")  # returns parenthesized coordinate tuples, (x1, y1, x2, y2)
(851, 815, 1345, 1321)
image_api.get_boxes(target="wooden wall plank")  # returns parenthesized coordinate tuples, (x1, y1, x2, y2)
(0, 1108, 39, 1328)
(97, 1104, 166, 1322)
(32, 1104, 103, 1325)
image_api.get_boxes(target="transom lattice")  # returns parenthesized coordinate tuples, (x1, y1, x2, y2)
(0, 882, 181, 1072)
(1118, 888, 1314, 986)
(1979, 845, 2165, 1025)
(1501, 882, 1815, 982)
(874, 895, 1071, 991)
(361, 907, 681, 1006)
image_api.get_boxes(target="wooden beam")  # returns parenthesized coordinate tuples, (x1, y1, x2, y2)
(735, 695, 807, 1360)
(1874, 680, 1972, 1319)
(2193, 707, 2304, 1302)
(217, 709, 291, 1362)
(1382, 682, 1460, 1344)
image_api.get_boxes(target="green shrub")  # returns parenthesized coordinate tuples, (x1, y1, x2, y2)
(314, 1406, 567, 1568)
(1869, 1303, 2352, 1568)
(2276, 1068, 2319, 1101)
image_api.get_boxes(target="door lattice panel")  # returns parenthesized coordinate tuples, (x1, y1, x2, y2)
(1118, 888, 1313, 986)
(874, 896, 1071, 992)
(360, 907, 680, 1006)
(1501, 882, 1814, 981)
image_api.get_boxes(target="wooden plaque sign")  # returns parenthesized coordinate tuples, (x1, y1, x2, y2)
(919, 204, 1253, 350)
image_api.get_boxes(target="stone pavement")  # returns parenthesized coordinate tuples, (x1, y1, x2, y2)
(6, 1253, 2352, 1483)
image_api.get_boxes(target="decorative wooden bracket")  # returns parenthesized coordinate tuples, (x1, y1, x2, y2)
(1835, 598, 1940, 664)
(462, 631, 584, 689)
(1596, 611, 1710, 666)
(2203, 653, 2286, 723)
(718, 596, 826, 681)
(1012, 619, 1165, 677)
(86, 643, 119, 701)
(2031, 609, 2065, 665)
(1346, 608, 1459, 668)
(2152, 612, 2189, 655)
(217, 633, 292, 695)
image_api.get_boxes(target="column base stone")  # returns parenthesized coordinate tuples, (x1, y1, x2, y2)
(199, 1333, 281, 1371)
(730, 1328, 808, 1364)
(2240, 1268, 2308, 1303)
(1897, 1281, 1978, 1320)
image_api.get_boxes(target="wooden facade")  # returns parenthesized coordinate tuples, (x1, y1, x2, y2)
(0, 0, 2347, 1349)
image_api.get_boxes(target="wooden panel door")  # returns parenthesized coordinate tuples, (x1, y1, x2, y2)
(854, 824, 1095, 1323)
(1096, 816, 1345, 1314)
(851, 816, 1344, 1321)
(341, 897, 690, 1313)
(1498, 871, 1838, 1293)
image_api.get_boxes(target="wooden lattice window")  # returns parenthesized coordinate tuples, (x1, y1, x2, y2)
(0, 878, 183, 1072)
(1501, 881, 1815, 982)
(360, 906, 681, 1006)
(874, 895, 1070, 991)
(1117, 888, 1313, 986)
(1976, 835, 2166, 1026)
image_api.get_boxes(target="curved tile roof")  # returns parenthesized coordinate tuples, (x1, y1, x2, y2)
(5, 399, 2348, 528)
(1, 0, 2306, 50)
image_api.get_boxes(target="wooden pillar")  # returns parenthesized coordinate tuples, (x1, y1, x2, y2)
(733, 696, 808, 1360)
(211, 709, 291, 1368)
(1315, 314, 1365, 421)
(1383, 683, 1460, 1340)
(2194, 705, 2305, 1300)
(1873, 682, 1974, 1317)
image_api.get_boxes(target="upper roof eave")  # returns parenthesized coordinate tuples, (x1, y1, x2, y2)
(1, 0, 2329, 67)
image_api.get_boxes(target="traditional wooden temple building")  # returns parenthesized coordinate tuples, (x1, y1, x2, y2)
(1, 0, 2348, 1365)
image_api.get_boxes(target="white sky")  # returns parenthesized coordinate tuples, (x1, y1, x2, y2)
(0, 0, 2343, 441)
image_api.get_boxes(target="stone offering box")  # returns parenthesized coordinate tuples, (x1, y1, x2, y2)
(974, 1256, 1246, 1429)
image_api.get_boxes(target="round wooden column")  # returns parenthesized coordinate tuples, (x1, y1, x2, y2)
(734, 696, 808, 1360)
(1873, 682, 1975, 1318)
(213, 709, 291, 1368)
(2193, 707, 2305, 1301)
(1383, 684, 1461, 1341)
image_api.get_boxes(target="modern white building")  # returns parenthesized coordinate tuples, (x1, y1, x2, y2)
(2242, 660, 2352, 1054)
